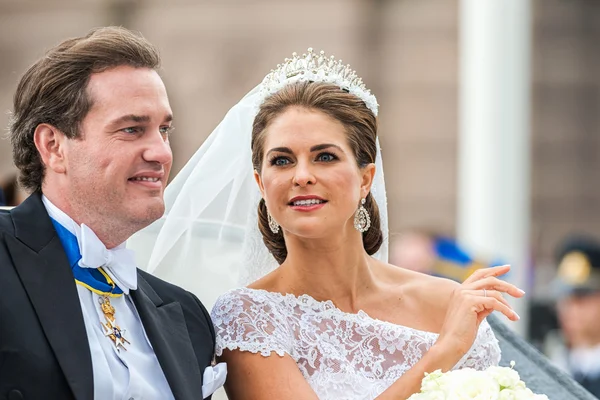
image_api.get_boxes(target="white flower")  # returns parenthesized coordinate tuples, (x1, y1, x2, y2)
(408, 363, 548, 400)
(420, 370, 450, 393)
(486, 366, 522, 389)
(498, 388, 518, 400)
(445, 368, 500, 400)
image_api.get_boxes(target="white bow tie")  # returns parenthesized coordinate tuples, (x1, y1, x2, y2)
(77, 224, 138, 294)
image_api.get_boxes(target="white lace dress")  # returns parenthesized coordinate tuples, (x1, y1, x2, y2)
(211, 287, 501, 400)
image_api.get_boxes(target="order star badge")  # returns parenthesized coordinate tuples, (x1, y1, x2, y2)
(99, 296, 131, 351)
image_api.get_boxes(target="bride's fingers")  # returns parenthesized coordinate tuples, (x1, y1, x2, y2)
(474, 295, 520, 321)
(466, 289, 512, 309)
(477, 309, 494, 324)
(467, 276, 525, 298)
(463, 265, 511, 285)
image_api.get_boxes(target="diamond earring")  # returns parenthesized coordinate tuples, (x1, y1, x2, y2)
(268, 210, 280, 234)
(353, 198, 371, 233)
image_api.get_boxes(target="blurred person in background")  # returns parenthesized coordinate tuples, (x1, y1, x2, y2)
(552, 236, 600, 397)
(0, 186, 5, 207)
(0, 174, 26, 207)
(389, 230, 437, 274)
(390, 229, 497, 282)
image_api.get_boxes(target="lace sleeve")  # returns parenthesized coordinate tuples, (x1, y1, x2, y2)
(454, 318, 502, 370)
(211, 289, 292, 358)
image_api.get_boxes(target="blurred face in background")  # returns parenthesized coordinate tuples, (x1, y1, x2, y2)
(389, 232, 436, 274)
(557, 292, 600, 348)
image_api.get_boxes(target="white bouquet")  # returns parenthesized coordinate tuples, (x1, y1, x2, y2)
(408, 362, 549, 400)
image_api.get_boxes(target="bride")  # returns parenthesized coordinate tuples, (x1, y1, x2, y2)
(131, 49, 524, 399)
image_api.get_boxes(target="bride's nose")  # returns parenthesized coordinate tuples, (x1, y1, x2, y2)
(292, 161, 316, 187)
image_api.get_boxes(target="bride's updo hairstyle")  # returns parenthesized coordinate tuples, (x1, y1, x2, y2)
(251, 81, 383, 264)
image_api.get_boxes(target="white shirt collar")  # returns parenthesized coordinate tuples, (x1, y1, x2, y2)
(570, 343, 600, 378)
(42, 195, 138, 293)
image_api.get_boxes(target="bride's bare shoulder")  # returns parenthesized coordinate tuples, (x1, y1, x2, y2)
(381, 261, 460, 307)
(247, 267, 286, 291)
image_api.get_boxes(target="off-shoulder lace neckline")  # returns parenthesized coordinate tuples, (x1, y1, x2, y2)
(235, 287, 442, 337)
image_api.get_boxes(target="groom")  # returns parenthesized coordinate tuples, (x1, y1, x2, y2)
(0, 27, 221, 399)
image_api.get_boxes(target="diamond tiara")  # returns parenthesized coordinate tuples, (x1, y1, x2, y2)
(259, 48, 379, 116)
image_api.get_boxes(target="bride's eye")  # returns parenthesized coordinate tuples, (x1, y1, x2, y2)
(316, 152, 338, 162)
(269, 156, 291, 166)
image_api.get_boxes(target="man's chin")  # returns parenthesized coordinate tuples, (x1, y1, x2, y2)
(128, 199, 165, 226)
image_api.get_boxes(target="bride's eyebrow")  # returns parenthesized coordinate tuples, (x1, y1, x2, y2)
(310, 144, 343, 153)
(266, 147, 293, 157)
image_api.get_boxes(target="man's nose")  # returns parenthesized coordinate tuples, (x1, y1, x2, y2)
(143, 130, 172, 165)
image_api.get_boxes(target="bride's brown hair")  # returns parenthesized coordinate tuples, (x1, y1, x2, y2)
(251, 81, 383, 264)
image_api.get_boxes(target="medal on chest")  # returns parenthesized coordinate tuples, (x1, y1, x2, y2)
(99, 294, 131, 351)
(74, 266, 132, 351)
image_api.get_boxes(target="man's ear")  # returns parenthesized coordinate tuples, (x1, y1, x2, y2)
(33, 124, 68, 174)
(360, 163, 376, 199)
(253, 169, 266, 199)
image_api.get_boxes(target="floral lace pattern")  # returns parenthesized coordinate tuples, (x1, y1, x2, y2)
(212, 288, 501, 400)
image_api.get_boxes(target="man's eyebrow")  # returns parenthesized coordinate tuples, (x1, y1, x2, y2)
(107, 113, 173, 128)
(107, 114, 151, 127)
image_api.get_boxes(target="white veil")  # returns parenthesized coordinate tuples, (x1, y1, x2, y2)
(129, 51, 389, 310)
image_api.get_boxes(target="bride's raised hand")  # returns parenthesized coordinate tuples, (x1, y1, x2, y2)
(373, 265, 524, 399)
(435, 265, 525, 358)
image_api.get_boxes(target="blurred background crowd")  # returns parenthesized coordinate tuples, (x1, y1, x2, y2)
(0, 0, 599, 394)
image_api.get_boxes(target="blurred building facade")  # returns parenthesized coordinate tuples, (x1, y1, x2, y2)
(0, 0, 598, 290)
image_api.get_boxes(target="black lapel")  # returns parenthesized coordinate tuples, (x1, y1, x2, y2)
(131, 274, 204, 400)
(6, 193, 93, 400)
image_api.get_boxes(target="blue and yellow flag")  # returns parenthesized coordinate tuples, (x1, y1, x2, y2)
(432, 236, 502, 282)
